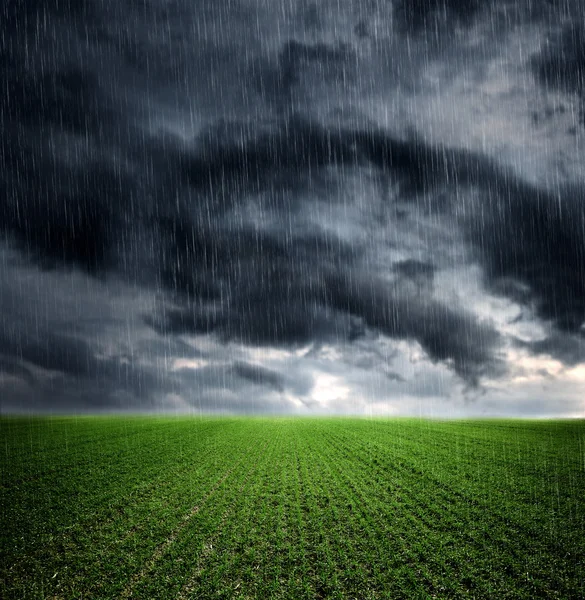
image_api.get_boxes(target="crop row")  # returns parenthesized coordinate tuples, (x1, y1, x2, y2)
(1, 417, 584, 599)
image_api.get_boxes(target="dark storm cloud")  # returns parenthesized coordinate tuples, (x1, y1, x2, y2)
(135, 337, 205, 361)
(530, 23, 585, 125)
(0, 255, 185, 412)
(324, 271, 503, 384)
(0, 357, 37, 387)
(0, 154, 118, 273)
(470, 181, 585, 333)
(147, 226, 504, 384)
(0, 328, 103, 378)
(531, 23, 585, 95)
(394, 0, 481, 34)
(154, 212, 361, 301)
(182, 116, 470, 206)
(231, 362, 285, 392)
(2, 0, 584, 413)
(145, 288, 339, 349)
(253, 39, 356, 104)
(184, 116, 359, 196)
(4, 31, 584, 384)
(183, 117, 527, 204)
(392, 260, 436, 281)
(393, 0, 584, 36)
(182, 119, 585, 338)
(349, 130, 585, 335)
(172, 359, 312, 412)
(2, 66, 115, 136)
(1, 5, 134, 274)
(517, 334, 585, 367)
(0, 325, 170, 407)
(183, 117, 506, 198)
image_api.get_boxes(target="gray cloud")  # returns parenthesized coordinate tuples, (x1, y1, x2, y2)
(516, 333, 585, 367)
(176, 119, 585, 337)
(231, 362, 285, 392)
(325, 270, 504, 384)
(531, 23, 585, 96)
(530, 23, 585, 126)
(252, 38, 357, 110)
(1, 0, 584, 414)
(0, 307, 172, 411)
(394, 0, 481, 34)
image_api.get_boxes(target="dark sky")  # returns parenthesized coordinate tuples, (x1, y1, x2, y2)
(1, 0, 584, 416)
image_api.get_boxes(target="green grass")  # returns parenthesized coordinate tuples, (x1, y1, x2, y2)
(1, 417, 584, 599)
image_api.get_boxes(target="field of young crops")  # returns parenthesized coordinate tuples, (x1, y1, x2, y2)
(1, 417, 584, 599)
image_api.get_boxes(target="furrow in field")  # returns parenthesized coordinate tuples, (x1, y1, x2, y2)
(269, 433, 311, 599)
(292, 434, 317, 599)
(182, 428, 315, 600)
(128, 433, 274, 599)
(320, 428, 539, 572)
(328, 422, 584, 558)
(330, 421, 583, 515)
(118, 441, 260, 600)
(50, 459, 248, 599)
(2, 421, 227, 555)
(195, 426, 323, 600)
(206, 424, 313, 599)
(295, 442, 342, 598)
(295, 428, 386, 600)
(328, 430, 484, 597)
(323, 425, 553, 544)
(2, 418, 584, 599)
(319, 423, 582, 598)
(7, 428, 255, 599)
(300, 426, 443, 599)
(176, 437, 276, 599)
(301, 432, 399, 595)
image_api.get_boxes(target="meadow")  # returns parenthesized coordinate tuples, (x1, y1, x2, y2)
(1, 417, 584, 599)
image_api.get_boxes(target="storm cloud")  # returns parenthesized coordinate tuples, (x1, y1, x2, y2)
(1, 0, 584, 415)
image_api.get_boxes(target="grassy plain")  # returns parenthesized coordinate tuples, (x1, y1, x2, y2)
(1, 417, 584, 598)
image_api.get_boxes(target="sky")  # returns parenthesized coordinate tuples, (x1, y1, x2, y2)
(1, 0, 584, 417)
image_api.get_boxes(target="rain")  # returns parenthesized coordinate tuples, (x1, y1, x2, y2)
(2, 3, 585, 599)
(1, 0, 584, 417)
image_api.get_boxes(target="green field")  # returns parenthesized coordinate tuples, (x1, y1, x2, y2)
(1, 417, 584, 599)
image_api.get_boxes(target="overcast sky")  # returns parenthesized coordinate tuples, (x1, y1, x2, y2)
(1, 0, 584, 416)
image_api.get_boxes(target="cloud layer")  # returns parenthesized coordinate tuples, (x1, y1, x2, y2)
(1, 0, 584, 415)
